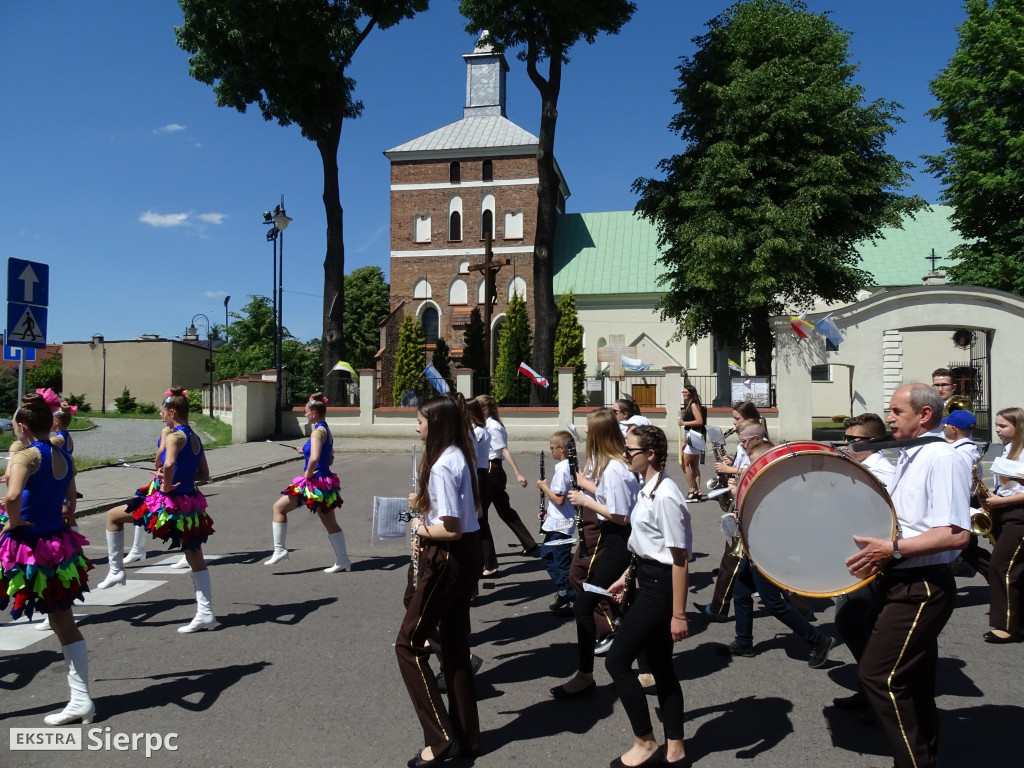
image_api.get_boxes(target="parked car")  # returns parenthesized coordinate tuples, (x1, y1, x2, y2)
(0, 418, 13, 432)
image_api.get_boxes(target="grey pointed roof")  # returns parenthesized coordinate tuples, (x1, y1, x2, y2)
(384, 116, 538, 160)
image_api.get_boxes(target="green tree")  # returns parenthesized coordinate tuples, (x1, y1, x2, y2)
(214, 295, 277, 380)
(431, 336, 453, 393)
(176, 0, 428, 404)
(0, 368, 18, 417)
(493, 292, 533, 404)
(344, 265, 390, 369)
(392, 315, 427, 406)
(114, 388, 138, 414)
(26, 352, 63, 392)
(459, 0, 636, 395)
(553, 291, 585, 407)
(283, 337, 324, 405)
(924, 0, 1024, 293)
(633, 0, 924, 372)
(462, 307, 488, 384)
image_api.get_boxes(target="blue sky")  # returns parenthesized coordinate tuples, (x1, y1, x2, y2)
(3, 0, 966, 347)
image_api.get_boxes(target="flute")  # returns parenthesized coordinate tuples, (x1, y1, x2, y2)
(398, 446, 420, 587)
(538, 450, 546, 533)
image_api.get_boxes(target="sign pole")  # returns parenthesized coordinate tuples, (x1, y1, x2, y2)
(17, 349, 25, 404)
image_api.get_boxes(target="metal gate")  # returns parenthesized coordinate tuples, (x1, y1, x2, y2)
(948, 329, 990, 441)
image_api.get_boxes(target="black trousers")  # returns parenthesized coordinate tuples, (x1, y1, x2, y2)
(859, 565, 955, 768)
(988, 507, 1024, 635)
(605, 559, 684, 741)
(396, 533, 482, 754)
(483, 461, 536, 553)
(572, 525, 629, 674)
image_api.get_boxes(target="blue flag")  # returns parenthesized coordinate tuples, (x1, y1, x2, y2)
(814, 315, 844, 347)
(424, 363, 450, 394)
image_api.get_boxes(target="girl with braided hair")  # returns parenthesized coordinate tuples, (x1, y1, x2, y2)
(1, 392, 95, 723)
(265, 392, 350, 572)
(605, 425, 692, 767)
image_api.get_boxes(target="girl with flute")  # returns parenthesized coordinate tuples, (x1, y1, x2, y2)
(396, 396, 483, 766)
(606, 425, 692, 767)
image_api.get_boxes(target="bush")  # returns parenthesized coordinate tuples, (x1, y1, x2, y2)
(188, 389, 203, 415)
(65, 393, 92, 413)
(831, 414, 847, 424)
(114, 388, 137, 414)
(137, 402, 158, 415)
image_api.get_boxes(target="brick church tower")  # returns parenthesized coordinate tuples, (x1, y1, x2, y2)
(377, 33, 568, 403)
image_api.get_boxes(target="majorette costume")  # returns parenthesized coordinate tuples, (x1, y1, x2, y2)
(0, 440, 91, 619)
(132, 425, 214, 550)
(266, 420, 350, 572)
(281, 423, 343, 512)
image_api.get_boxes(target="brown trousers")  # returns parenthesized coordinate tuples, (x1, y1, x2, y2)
(396, 533, 482, 754)
(988, 507, 1024, 635)
(859, 565, 955, 768)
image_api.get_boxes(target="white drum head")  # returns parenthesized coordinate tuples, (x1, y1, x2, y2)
(739, 451, 896, 597)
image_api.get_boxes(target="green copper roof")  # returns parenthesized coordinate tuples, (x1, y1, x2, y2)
(553, 205, 965, 296)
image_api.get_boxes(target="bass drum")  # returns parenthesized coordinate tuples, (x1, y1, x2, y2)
(736, 442, 896, 597)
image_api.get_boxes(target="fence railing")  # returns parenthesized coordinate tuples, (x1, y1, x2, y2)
(473, 375, 556, 406)
(684, 374, 775, 409)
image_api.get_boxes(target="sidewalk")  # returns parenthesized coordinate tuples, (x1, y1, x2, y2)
(72, 436, 548, 517)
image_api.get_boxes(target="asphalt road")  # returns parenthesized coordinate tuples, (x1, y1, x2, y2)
(2, 451, 1022, 768)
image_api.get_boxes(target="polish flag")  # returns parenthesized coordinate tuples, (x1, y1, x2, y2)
(518, 362, 550, 388)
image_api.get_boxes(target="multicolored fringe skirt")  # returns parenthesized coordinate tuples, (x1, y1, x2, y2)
(0, 524, 93, 620)
(132, 487, 214, 551)
(282, 474, 343, 513)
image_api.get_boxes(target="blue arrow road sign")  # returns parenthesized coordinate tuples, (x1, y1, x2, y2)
(6, 303, 47, 349)
(3, 345, 36, 361)
(7, 258, 49, 307)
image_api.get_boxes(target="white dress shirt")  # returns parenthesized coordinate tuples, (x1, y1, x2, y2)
(596, 459, 641, 520)
(485, 417, 506, 461)
(426, 445, 479, 534)
(628, 474, 692, 565)
(861, 450, 896, 492)
(541, 459, 576, 537)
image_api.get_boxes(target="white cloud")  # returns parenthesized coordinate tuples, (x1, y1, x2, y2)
(203, 290, 227, 298)
(197, 212, 226, 225)
(155, 123, 186, 134)
(139, 210, 189, 228)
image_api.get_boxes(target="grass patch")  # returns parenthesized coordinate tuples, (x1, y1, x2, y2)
(0, 432, 14, 451)
(812, 421, 845, 430)
(191, 413, 232, 450)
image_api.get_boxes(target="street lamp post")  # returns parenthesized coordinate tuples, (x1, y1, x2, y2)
(188, 314, 214, 418)
(224, 295, 230, 331)
(263, 196, 292, 438)
(91, 333, 106, 414)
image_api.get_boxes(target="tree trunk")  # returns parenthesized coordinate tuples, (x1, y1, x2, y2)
(750, 306, 774, 376)
(531, 72, 561, 404)
(319, 129, 346, 404)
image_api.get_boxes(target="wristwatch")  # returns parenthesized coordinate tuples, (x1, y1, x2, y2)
(892, 539, 903, 560)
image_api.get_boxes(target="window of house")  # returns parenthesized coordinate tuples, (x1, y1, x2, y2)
(449, 161, 460, 184)
(422, 307, 439, 345)
(481, 210, 493, 239)
(482, 159, 493, 182)
(449, 279, 468, 305)
(414, 214, 431, 243)
(508, 276, 526, 302)
(810, 364, 831, 382)
(413, 279, 432, 299)
(458, 260, 469, 274)
(449, 211, 462, 241)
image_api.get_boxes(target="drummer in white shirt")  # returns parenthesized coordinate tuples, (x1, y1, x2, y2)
(844, 384, 970, 768)
(841, 413, 895, 491)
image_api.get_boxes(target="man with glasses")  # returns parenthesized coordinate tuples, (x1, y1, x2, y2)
(931, 367, 958, 408)
(842, 413, 895, 491)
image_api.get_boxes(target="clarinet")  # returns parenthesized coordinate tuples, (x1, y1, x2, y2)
(538, 450, 546, 533)
(566, 439, 588, 558)
(398, 446, 420, 587)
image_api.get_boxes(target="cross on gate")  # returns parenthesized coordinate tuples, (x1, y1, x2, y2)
(467, 233, 511, 377)
(597, 335, 637, 382)
(926, 248, 942, 272)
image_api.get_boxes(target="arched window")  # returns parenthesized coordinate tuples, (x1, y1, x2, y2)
(508, 276, 527, 302)
(413, 279, 431, 299)
(458, 259, 470, 274)
(481, 194, 495, 240)
(449, 161, 461, 184)
(449, 279, 468, 305)
(448, 196, 463, 241)
(482, 159, 493, 182)
(477, 278, 486, 304)
(421, 307, 439, 345)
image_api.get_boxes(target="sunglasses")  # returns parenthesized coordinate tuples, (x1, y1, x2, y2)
(843, 434, 870, 443)
(623, 446, 647, 457)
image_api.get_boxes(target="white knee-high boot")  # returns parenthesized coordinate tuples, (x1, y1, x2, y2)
(178, 570, 218, 633)
(324, 530, 351, 573)
(124, 524, 147, 563)
(169, 553, 190, 569)
(44, 640, 95, 725)
(265, 522, 289, 565)
(96, 530, 126, 589)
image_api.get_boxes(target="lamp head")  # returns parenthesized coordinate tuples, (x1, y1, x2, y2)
(272, 205, 292, 231)
(262, 211, 273, 225)
(187, 325, 197, 337)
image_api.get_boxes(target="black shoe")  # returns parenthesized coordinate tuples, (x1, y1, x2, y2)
(550, 680, 596, 700)
(695, 602, 730, 623)
(594, 633, 615, 656)
(550, 594, 573, 612)
(470, 654, 484, 675)
(984, 630, 1023, 644)
(522, 544, 540, 557)
(718, 641, 755, 658)
(809, 635, 836, 668)
(833, 690, 868, 711)
(407, 739, 459, 768)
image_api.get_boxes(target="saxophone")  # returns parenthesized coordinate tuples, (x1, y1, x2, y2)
(971, 465, 996, 546)
(706, 427, 738, 492)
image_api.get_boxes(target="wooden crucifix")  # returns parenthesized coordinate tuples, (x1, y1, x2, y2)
(467, 231, 510, 377)
(597, 335, 638, 382)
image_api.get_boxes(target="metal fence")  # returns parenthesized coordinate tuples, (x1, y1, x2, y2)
(684, 375, 775, 409)
(473, 375, 556, 406)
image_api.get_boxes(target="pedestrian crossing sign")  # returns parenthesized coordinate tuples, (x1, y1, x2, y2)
(6, 302, 47, 349)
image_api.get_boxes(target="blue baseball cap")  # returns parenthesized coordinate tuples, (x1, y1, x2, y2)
(941, 410, 975, 429)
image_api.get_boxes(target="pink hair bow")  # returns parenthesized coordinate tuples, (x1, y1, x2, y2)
(164, 389, 188, 398)
(60, 400, 79, 416)
(36, 388, 62, 413)
(308, 396, 328, 405)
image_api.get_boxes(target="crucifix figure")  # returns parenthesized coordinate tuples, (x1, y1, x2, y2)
(467, 231, 510, 376)
(597, 335, 638, 382)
